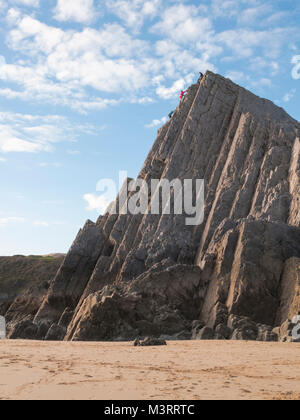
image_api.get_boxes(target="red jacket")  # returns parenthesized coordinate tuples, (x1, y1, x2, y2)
(180, 90, 186, 100)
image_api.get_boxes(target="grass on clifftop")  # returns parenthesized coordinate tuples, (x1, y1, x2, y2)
(0, 254, 65, 300)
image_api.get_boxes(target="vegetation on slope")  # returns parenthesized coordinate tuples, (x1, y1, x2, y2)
(0, 254, 65, 302)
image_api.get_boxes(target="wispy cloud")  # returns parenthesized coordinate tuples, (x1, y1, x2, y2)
(67, 150, 80, 155)
(145, 116, 167, 128)
(11, 0, 39, 7)
(217, 28, 294, 59)
(152, 4, 213, 44)
(283, 89, 296, 102)
(0, 111, 98, 154)
(33, 221, 49, 227)
(106, 0, 161, 31)
(0, 124, 46, 153)
(155, 74, 196, 100)
(83, 193, 112, 214)
(54, 0, 97, 24)
(33, 220, 65, 227)
(38, 162, 63, 168)
(0, 217, 25, 227)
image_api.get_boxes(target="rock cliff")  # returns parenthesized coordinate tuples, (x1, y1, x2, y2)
(6, 71, 300, 342)
(0, 255, 65, 335)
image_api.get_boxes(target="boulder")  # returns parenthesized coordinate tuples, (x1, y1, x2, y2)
(191, 320, 205, 339)
(9, 320, 38, 340)
(45, 324, 66, 341)
(215, 323, 233, 340)
(257, 325, 278, 342)
(231, 328, 258, 341)
(194, 327, 214, 340)
(134, 337, 167, 346)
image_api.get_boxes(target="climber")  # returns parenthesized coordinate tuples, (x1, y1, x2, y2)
(168, 110, 175, 119)
(180, 90, 188, 101)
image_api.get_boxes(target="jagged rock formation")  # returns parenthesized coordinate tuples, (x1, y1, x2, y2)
(6, 71, 300, 342)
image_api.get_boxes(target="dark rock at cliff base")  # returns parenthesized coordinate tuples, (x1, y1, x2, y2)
(215, 323, 233, 340)
(257, 325, 278, 342)
(6, 71, 300, 342)
(45, 324, 66, 341)
(9, 320, 38, 340)
(191, 320, 205, 339)
(194, 326, 214, 340)
(134, 337, 167, 346)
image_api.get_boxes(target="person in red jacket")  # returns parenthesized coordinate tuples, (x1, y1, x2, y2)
(180, 90, 188, 101)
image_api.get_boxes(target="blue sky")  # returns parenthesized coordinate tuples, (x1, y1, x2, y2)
(0, 0, 299, 255)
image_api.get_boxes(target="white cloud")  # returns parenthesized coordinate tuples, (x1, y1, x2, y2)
(151, 6, 219, 79)
(128, 96, 154, 104)
(83, 193, 112, 214)
(226, 71, 248, 84)
(155, 74, 195, 100)
(3, 6, 217, 107)
(251, 77, 272, 90)
(226, 71, 272, 90)
(67, 150, 80, 155)
(211, 0, 240, 18)
(153, 4, 213, 44)
(0, 2, 298, 114)
(0, 217, 25, 227)
(54, 0, 96, 24)
(283, 89, 296, 102)
(33, 220, 64, 227)
(0, 111, 98, 154)
(238, 4, 272, 26)
(218, 28, 293, 59)
(145, 116, 167, 128)
(11, 0, 39, 7)
(0, 156, 6, 162)
(155, 40, 216, 78)
(106, 0, 161, 30)
(8, 14, 66, 53)
(38, 162, 63, 168)
(0, 124, 45, 153)
(211, 0, 273, 20)
(33, 221, 49, 227)
(249, 57, 279, 76)
(1, 15, 152, 110)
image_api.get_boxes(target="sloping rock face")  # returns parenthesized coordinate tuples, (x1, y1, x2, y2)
(7, 72, 300, 341)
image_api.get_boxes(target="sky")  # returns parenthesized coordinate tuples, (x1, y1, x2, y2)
(0, 0, 299, 256)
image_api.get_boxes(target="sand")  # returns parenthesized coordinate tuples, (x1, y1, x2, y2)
(0, 340, 299, 400)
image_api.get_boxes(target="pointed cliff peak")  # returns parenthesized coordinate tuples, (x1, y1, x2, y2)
(6, 72, 300, 343)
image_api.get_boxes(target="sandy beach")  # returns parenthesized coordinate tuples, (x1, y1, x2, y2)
(0, 340, 299, 400)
